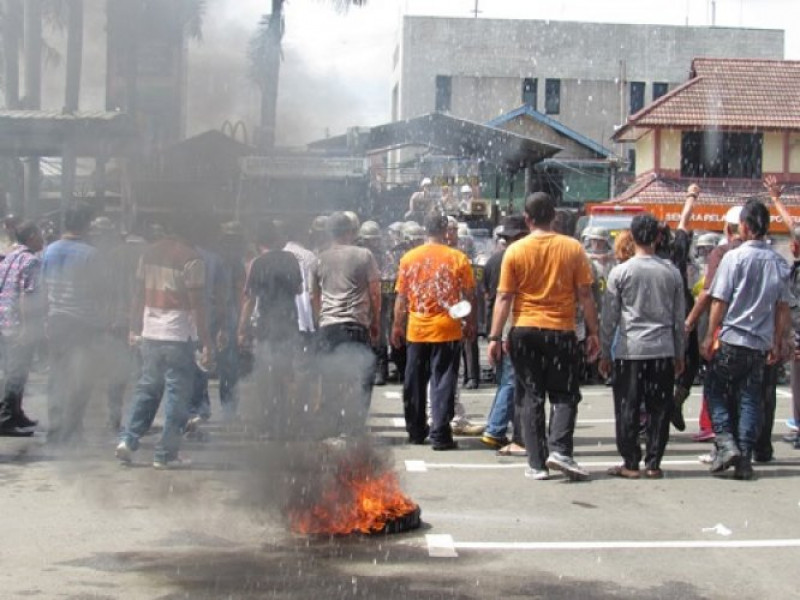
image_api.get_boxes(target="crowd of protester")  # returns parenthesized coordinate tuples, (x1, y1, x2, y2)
(0, 176, 797, 479)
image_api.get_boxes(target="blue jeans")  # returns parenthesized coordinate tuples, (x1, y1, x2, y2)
(705, 341, 766, 455)
(484, 352, 515, 439)
(121, 339, 194, 462)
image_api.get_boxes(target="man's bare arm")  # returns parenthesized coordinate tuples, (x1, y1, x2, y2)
(677, 184, 700, 232)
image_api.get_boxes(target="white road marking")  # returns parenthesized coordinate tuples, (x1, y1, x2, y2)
(443, 539, 800, 551)
(777, 389, 792, 399)
(426, 534, 458, 557)
(384, 391, 401, 399)
(404, 460, 428, 472)
(392, 418, 406, 428)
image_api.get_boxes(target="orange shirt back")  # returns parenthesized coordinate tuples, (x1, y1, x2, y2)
(498, 232, 593, 331)
(395, 243, 475, 343)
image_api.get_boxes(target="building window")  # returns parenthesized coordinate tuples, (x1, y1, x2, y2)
(629, 81, 645, 114)
(652, 82, 668, 101)
(522, 78, 537, 108)
(545, 79, 560, 115)
(435, 75, 451, 112)
(681, 131, 763, 179)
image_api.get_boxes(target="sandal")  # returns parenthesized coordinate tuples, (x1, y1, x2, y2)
(607, 465, 641, 479)
(496, 443, 527, 457)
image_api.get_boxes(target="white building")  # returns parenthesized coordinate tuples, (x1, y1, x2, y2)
(391, 17, 784, 154)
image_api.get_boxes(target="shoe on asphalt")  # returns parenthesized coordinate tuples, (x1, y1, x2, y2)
(184, 416, 202, 435)
(464, 379, 479, 390)
(373, 371, 386, 386)
(451, 423, 484, 436)
(698, 453, 714, 464)
(733, 458, 755, 481)
(607, 465, 641, 479)
(524, 467, 550, 480)
(782, 433, 798, 444)
(15, 412, 38, 429)
(545, 452, 589, 481)
(786, 419, 799, 432)
(153, 455, 192, 470)
(709, 438, 740, 474)
(692, 430, 716, 442)
(753, 453, 773, 464)
(432, 440, 458, 451)
(0, 424, 34, 437)
(480, 434, 508, 450)
(645, 468, 664, 479)
(115, 440, 133, 464)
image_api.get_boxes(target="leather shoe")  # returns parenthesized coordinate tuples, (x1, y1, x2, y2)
(645, 468, 664, 479)
(607, 465, 640, 479)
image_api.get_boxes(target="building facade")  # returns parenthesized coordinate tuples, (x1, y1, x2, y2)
(612, 58, 800, 233)
(392, 17, 784, 154)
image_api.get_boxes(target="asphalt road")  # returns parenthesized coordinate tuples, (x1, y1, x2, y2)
(1, 371, 799, 599)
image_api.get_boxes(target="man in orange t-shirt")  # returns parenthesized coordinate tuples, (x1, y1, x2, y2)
(391, 212, 476, 450)
(487, 193, 600, 481)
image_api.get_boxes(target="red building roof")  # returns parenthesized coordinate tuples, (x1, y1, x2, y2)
(614, 58, 800, 141)
(614, 174, 800, 206)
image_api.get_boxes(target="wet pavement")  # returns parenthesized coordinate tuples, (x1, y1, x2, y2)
(1, 372, 799, 599)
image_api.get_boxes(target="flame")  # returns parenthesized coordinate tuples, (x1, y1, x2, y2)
(288, 461, 418, 535)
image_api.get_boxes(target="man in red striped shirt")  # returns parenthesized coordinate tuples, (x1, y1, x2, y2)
(115, 216, 211, 469)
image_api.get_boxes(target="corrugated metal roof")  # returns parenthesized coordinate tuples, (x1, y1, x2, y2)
(615, 58, 800, 141)
(0, 110, 125, 121)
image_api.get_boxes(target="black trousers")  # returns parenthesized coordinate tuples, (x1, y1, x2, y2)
(509, 327, 581, 471)
(461, 336, 480, 384)
(1, 334, 36, 427)
(612, 358, 674, 470)
(404, 341, 460, 445)
(754, 362, 778, 461)
(318, 323, 375, 436)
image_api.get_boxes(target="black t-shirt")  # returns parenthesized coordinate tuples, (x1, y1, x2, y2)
(246, 250, 302, 341)
(667, 229, 694, 312)
(481, 249, 505, 326)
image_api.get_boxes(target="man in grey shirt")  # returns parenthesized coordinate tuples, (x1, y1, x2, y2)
(313, 212, 381, 436)
(702, 199, 791, 480)
(599, 214, 685, 479)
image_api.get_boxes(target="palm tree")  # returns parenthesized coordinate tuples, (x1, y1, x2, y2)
(249, 0, 367, 152)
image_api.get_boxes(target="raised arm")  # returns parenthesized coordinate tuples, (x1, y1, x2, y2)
(677, 183, 700, 232)
(764, 175, 795, 242)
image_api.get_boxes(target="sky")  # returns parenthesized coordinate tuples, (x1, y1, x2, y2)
(190, 0, 798, 144)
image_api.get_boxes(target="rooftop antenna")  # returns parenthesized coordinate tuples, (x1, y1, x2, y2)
(471, 0, 481, 18)
(711, 0, 716, 26)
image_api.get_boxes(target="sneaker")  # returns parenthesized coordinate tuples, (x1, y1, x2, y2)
(464, 379, 479, 390)
(786, 419, 799, 432)
(524, 467, 550, 480)
(115, 440, 133, 464)
(782, 433, 798, 444)
(15, 412, 38, 429)
(451, 423, 484, 436)
(0, 424, 34, 437)
(545, 452, 590, 481)
(184, 416, 202, 434)
(153, 455, 192, 470)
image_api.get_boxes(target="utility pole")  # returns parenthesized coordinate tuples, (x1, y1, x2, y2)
(471, 0, 480, 18)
